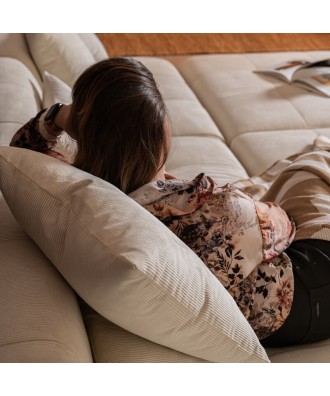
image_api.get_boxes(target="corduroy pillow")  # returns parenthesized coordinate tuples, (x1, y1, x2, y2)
(0, 147, 269, 363)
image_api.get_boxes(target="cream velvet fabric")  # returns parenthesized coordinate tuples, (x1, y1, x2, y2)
(0, 147, 269, 363)
(178, 51, 330, 175)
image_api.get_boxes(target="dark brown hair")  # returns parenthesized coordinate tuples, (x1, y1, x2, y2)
(67, 57, 170, 194)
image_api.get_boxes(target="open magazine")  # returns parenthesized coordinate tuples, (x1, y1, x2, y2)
(255, 58, 330, 97)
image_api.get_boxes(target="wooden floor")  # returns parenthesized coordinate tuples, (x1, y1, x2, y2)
(97, 33, 330, 57)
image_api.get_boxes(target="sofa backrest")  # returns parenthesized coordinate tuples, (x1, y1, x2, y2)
(25, 33, 108, 87)
(0, 33, 42, 85)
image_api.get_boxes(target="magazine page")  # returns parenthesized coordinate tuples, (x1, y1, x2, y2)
(304, 59, 330, 69)
(255, 59, 311, 83)
(293, 66, 330, 97)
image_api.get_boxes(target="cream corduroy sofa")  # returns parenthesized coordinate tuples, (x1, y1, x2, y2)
(1, 33, 330, 363)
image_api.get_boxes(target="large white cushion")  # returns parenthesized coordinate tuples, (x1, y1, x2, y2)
(26, 33, 106, 87)
(78, 33, 108, 61)
(0, 147, 269, 363)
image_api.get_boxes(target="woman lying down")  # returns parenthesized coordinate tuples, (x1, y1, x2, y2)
(10, 57, 330, 348)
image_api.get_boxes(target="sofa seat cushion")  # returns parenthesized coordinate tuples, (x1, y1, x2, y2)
(0, 147, 269, 363)
(178, 51, 330, 175)
(266, 337, 330, 363)
(167, 135, 248, 184)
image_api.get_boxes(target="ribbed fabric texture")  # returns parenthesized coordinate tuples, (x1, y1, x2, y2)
(0, 147, 269, 362)
(81, 301, 207, 363)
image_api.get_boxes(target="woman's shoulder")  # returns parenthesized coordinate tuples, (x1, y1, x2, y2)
(129, 173, 209, 205)
(129, 172, 256, 221)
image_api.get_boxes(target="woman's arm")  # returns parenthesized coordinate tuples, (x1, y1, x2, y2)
(254, 200, 296, 262)
(10, 104, 72, 162)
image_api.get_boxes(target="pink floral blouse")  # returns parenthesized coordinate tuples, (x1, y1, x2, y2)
(130, 174, 296, 339)
(11, 111, 296, 340)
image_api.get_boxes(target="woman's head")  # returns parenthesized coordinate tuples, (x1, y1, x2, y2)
(67, 57, 170, 194)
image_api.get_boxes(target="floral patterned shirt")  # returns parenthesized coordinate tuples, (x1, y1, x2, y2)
(130, 175, 296, 339)
(11, 111, 296, 340)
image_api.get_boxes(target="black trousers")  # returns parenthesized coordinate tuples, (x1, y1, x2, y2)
(261, 239, 330, 348)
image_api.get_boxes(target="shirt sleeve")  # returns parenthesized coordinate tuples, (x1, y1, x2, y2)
(10, 109, 63, 153)
(254, 200, 296, 262)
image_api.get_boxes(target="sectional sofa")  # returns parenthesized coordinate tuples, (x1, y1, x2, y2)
(1, 33, 330, 363)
